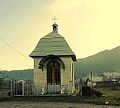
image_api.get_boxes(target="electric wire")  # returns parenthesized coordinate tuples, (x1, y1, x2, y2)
(0, 38, 32, 60)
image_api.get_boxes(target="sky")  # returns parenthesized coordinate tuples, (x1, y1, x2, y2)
(0, 0, 120, 70)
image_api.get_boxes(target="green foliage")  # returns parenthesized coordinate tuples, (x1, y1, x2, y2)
(82, 86, 102, 97)
(82, 86, 93, 97)
(0, 72, 8, 89)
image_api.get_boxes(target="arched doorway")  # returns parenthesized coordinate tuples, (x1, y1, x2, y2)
(47, 60, 61, 94)
(47, 60, 61, 85)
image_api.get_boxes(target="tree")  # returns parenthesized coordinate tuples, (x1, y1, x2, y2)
(0, 71, 7, 89)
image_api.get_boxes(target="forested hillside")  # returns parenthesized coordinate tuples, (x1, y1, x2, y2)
(74, 46, 120, 79)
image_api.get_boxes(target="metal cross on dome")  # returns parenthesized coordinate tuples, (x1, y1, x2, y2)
(52, 16, 58, 23)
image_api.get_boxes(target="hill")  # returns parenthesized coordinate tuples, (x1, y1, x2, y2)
(74, 46, 120, 79)
(0, 69, 33, 80)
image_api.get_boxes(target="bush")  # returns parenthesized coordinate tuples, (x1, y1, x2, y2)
(82, 86, 92, 97)
(92, 89, 102, 97)
(82, 86, 102, 97)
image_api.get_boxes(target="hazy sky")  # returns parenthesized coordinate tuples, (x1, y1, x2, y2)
(0, 0, 120, 70)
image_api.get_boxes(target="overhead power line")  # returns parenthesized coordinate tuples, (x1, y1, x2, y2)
(0, 38, 31, 60)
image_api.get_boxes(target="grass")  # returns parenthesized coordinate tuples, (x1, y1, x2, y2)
(0, 89, 10, 98)
(93, 88, 120, 105)
(0, 88, 120, 106)
(0, 96, 120, 106)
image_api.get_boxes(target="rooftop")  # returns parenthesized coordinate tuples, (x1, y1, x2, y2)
(29, 23, 76, 61)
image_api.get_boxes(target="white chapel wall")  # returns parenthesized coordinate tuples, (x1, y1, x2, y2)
(60, 56, 75, 94)
(34, 56, 75, 95)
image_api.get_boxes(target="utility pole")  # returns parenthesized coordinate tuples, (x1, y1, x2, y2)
(91, 71, 93, 89)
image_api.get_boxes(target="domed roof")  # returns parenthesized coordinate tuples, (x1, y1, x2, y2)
(29, 23, 76, 61)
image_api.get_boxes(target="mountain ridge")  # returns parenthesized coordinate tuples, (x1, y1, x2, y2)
(74, 46, 120, 79)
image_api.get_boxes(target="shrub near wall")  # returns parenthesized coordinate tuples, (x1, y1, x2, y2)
(82, 86, 102, 97)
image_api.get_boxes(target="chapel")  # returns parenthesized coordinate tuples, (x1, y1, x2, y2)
(29, 23, 76, 95)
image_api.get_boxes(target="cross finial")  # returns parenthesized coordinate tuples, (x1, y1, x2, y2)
(52, 16, 58, 23)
